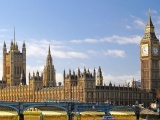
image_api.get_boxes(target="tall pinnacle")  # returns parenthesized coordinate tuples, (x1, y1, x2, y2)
(146, 9, 153, 27)
(143, 9, 157, 40)
(48, 44, 51, 55)
(3, 41, 6, 47)
(14, 27, 16, 44)
(46, 44, 52, 65)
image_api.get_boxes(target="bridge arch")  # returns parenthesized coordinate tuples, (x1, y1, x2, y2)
(0, 104, 19, 113)
(22, 104, 68, 113)
(110, 106, 137, 115)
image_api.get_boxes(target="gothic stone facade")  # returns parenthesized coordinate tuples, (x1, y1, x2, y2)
(0, 13, 157, 107)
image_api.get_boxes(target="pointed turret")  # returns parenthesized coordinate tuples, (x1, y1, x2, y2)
(33, 71, 35, 77)
(46, 45, 52, 66)
(14, 27, 16, 43)
(146, 9, 154, 28)
(15, 42, 18, 50)
(23, 41, 26, 48)
(97, 66, 102, 77)
(96, 66, 103, 86)
(109, 81, 112, 87)
(63, 69, 66, 78)
(3, 41, 6, 48)
(84, 67, 86, 74)
(78, 68, 80, 77)
(143, 9, 157, 40)
(69, 69, 71, 76)
(13, 27, 16, 50)
(48, 44, 51, 55)
(3, 41, 7, 53)
(10, 40, 14, 50)
(43, 44, 56, 87)
(36, 71, 39, 77)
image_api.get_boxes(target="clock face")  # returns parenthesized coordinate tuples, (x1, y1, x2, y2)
(153, 47, 158, 55)
(141, 44, 148, 56)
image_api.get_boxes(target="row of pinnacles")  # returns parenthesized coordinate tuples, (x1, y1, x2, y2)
(0, 11, 155, 105)
(2, 40, 26, 86)
(2, 38, 57, 87)
(1, 37, 104, 88)
(28, 67, 103, 89)
(63, 67, 103, 87)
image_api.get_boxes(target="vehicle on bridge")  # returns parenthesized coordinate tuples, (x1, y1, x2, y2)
(101, 115, 114, 120)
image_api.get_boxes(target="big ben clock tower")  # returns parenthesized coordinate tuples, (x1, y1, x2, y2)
(140, 11, 160, 91)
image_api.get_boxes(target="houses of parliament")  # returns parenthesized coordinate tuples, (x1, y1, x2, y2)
(0, 12, 159, 107)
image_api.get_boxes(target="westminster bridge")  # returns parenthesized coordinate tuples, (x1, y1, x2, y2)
(0, 101, 140, 120)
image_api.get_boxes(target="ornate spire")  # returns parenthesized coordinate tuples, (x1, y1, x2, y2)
(98, 66, 102, 77)
(143, 9, 157, 40)
(14, 27, 16, 44)
(46, 44, 52, 65)
(3, 41, 6, 47)
(69, 69, 71, 76)
(48, 44, 51, 55)
(63, 69, 65, 78)
(78, 68, 80, 77)
(93, 67, 96, 77)
(23, 41, 25, 48)
(146, 9, 153, 27)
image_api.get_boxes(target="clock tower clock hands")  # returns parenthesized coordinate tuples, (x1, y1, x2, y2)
(141, 44, 148, 56)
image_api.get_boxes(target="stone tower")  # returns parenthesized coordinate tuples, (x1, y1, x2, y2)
(140, 10, 160, 91)
(63, 67, 96, 102)
(2, 29, 26, 86)
(43, 45, 56, 87)
(96, 66, 103, 86)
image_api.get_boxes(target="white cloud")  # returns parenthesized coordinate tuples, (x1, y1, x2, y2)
(126, 25, 131, 29)
(87, 50, 99, 55)
(71, 38, 98, 44)
(157, 17, 160, 24)
(26, 65, 44, 84)
(51, 51, 88, 59)
(66, 52, 88, 59)
(70, 35, 141, 45)
(0, 36, 140, 86)
(151, 9, 158, 14)
(25, 39, 88, 59)
(56, 73, 63, 85)
(134, 19, 145, 28)
(0, 29, 8, 32)
(130, 15, 145, 29)
(101, 35, 141, 44)
(103, 49, 126, 58)
(103, 71, 140, 86)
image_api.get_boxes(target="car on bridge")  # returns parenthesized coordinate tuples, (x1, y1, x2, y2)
(101, 115, 114, 120)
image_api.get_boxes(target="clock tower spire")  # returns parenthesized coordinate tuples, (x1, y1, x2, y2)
(140, 9, 159, 91)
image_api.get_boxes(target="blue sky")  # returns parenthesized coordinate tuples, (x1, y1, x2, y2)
(0, 0, 160, 85)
